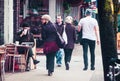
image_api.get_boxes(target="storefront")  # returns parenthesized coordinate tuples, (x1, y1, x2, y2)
(1, 0, 84, 45)
(0, 0, 55, 45)
(15, 0, 82, 46)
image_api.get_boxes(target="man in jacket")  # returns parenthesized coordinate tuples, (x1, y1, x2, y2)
(55, 15, 64, 67)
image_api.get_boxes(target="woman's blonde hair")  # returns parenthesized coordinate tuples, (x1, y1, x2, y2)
(41, 14, 51, 21)
(65, 16, 73, 24)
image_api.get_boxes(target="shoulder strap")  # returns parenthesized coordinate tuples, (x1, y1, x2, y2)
(52, 23, 58, 32)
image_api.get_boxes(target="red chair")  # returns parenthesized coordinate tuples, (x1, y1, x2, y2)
(5, 44, 26, 72)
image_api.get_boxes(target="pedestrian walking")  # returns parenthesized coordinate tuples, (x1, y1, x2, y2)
(17, 22, 40, 71)
(78, 9, 99, 71)
(54, 15, 64, 67)
(63, 16, 76, 70)
(41, 14, 59, 76)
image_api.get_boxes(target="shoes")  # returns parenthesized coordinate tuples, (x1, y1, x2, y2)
(48, 71, 53, 76)
(57, 64, 61, 67)
(83, 67, 95, 70)
(25, 67, 30, 71)
(33, 60, 40, 65)
(91, 67, 95, 70)
(66, 62, 69, 70)
(66, 67, 69, 70)
(83, 67, 88, 71)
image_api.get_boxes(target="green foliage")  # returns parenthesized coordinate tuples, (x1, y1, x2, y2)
(63, 1, 71, 14)
(103, 0, 113, 22)
(104, 0, 112, 13)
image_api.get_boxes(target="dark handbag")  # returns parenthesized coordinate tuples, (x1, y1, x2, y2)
(53, 24, 66, 48)
(43, 41, 59, 54)
(56, 32, 66, 48)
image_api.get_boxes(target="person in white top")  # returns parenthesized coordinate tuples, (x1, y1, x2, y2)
(78, 9, 99, 71)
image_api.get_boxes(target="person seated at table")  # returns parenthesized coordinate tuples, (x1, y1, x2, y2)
(17, 22, 40, 71)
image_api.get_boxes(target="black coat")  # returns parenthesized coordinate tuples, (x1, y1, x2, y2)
(17, 30, 35, 47)
(41, 21, 57, 42)
(64, 23, 76, 49)
(16, 30, 35, 54)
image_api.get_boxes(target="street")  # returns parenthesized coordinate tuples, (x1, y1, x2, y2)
(5, 44, 104, 81)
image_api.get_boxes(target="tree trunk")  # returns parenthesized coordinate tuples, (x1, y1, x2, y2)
(97, 0, 118, 81)
(113, 0, 119, 39)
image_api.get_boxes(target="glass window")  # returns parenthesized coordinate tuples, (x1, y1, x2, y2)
(29, 0, 49, 15)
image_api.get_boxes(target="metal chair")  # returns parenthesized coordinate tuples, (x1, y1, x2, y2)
(5, 44, 26, 72)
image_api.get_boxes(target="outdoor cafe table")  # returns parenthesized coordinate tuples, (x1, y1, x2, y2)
(16, 44, 36, 70)
(4, 44, 31, 72)
(15, 44, 31, 61)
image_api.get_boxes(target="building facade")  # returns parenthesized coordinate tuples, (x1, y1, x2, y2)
(0, 0, 4, 45)
(0, 0, 86, 45)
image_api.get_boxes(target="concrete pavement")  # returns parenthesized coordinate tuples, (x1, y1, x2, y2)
(5, 44, 104, 81)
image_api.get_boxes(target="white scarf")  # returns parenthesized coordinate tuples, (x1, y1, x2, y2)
(62, 25, 68, 44)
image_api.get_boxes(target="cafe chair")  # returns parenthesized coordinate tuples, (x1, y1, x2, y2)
(5, 44, 26, 72)
(0, 46, 6, 81)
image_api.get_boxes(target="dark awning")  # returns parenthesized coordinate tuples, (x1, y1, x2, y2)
(66, 0, 84, 7)
(84, 0, 91, 2)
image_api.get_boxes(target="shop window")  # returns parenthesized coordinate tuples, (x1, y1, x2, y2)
(18, 0, 49, 48)
(29, 0, 49, 15)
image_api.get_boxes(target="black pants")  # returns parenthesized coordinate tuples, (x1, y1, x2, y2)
(82, 39, 95, 68)
(64, 49, 73, 67)
(18, 47, 33, 68)
(46, 52, 56, 72)
(26, 48, 34, 65)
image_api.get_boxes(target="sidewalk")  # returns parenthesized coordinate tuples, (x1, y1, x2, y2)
(5, 44, 104, 81)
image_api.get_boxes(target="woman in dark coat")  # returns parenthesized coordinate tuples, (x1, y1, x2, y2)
(41, 14, 59, 76)
(63, 16, 76, 70)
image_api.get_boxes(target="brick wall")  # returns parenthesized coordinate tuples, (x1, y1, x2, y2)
(0, 0, 4, 45)
(13, 0, 20, 42)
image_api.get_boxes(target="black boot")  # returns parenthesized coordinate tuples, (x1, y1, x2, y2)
(25, 61, 30, 71)
(48, 70, 53, 76)
(83, 67, 88, 70)
(66, 62, 69, 70)
(33, 60, 40, 65)
(25, 65, 30, 71)
(83, 65, 88, 71)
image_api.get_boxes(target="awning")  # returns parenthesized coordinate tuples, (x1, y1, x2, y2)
(66, 0, 84, 7)
(84, 0, 91, 2)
